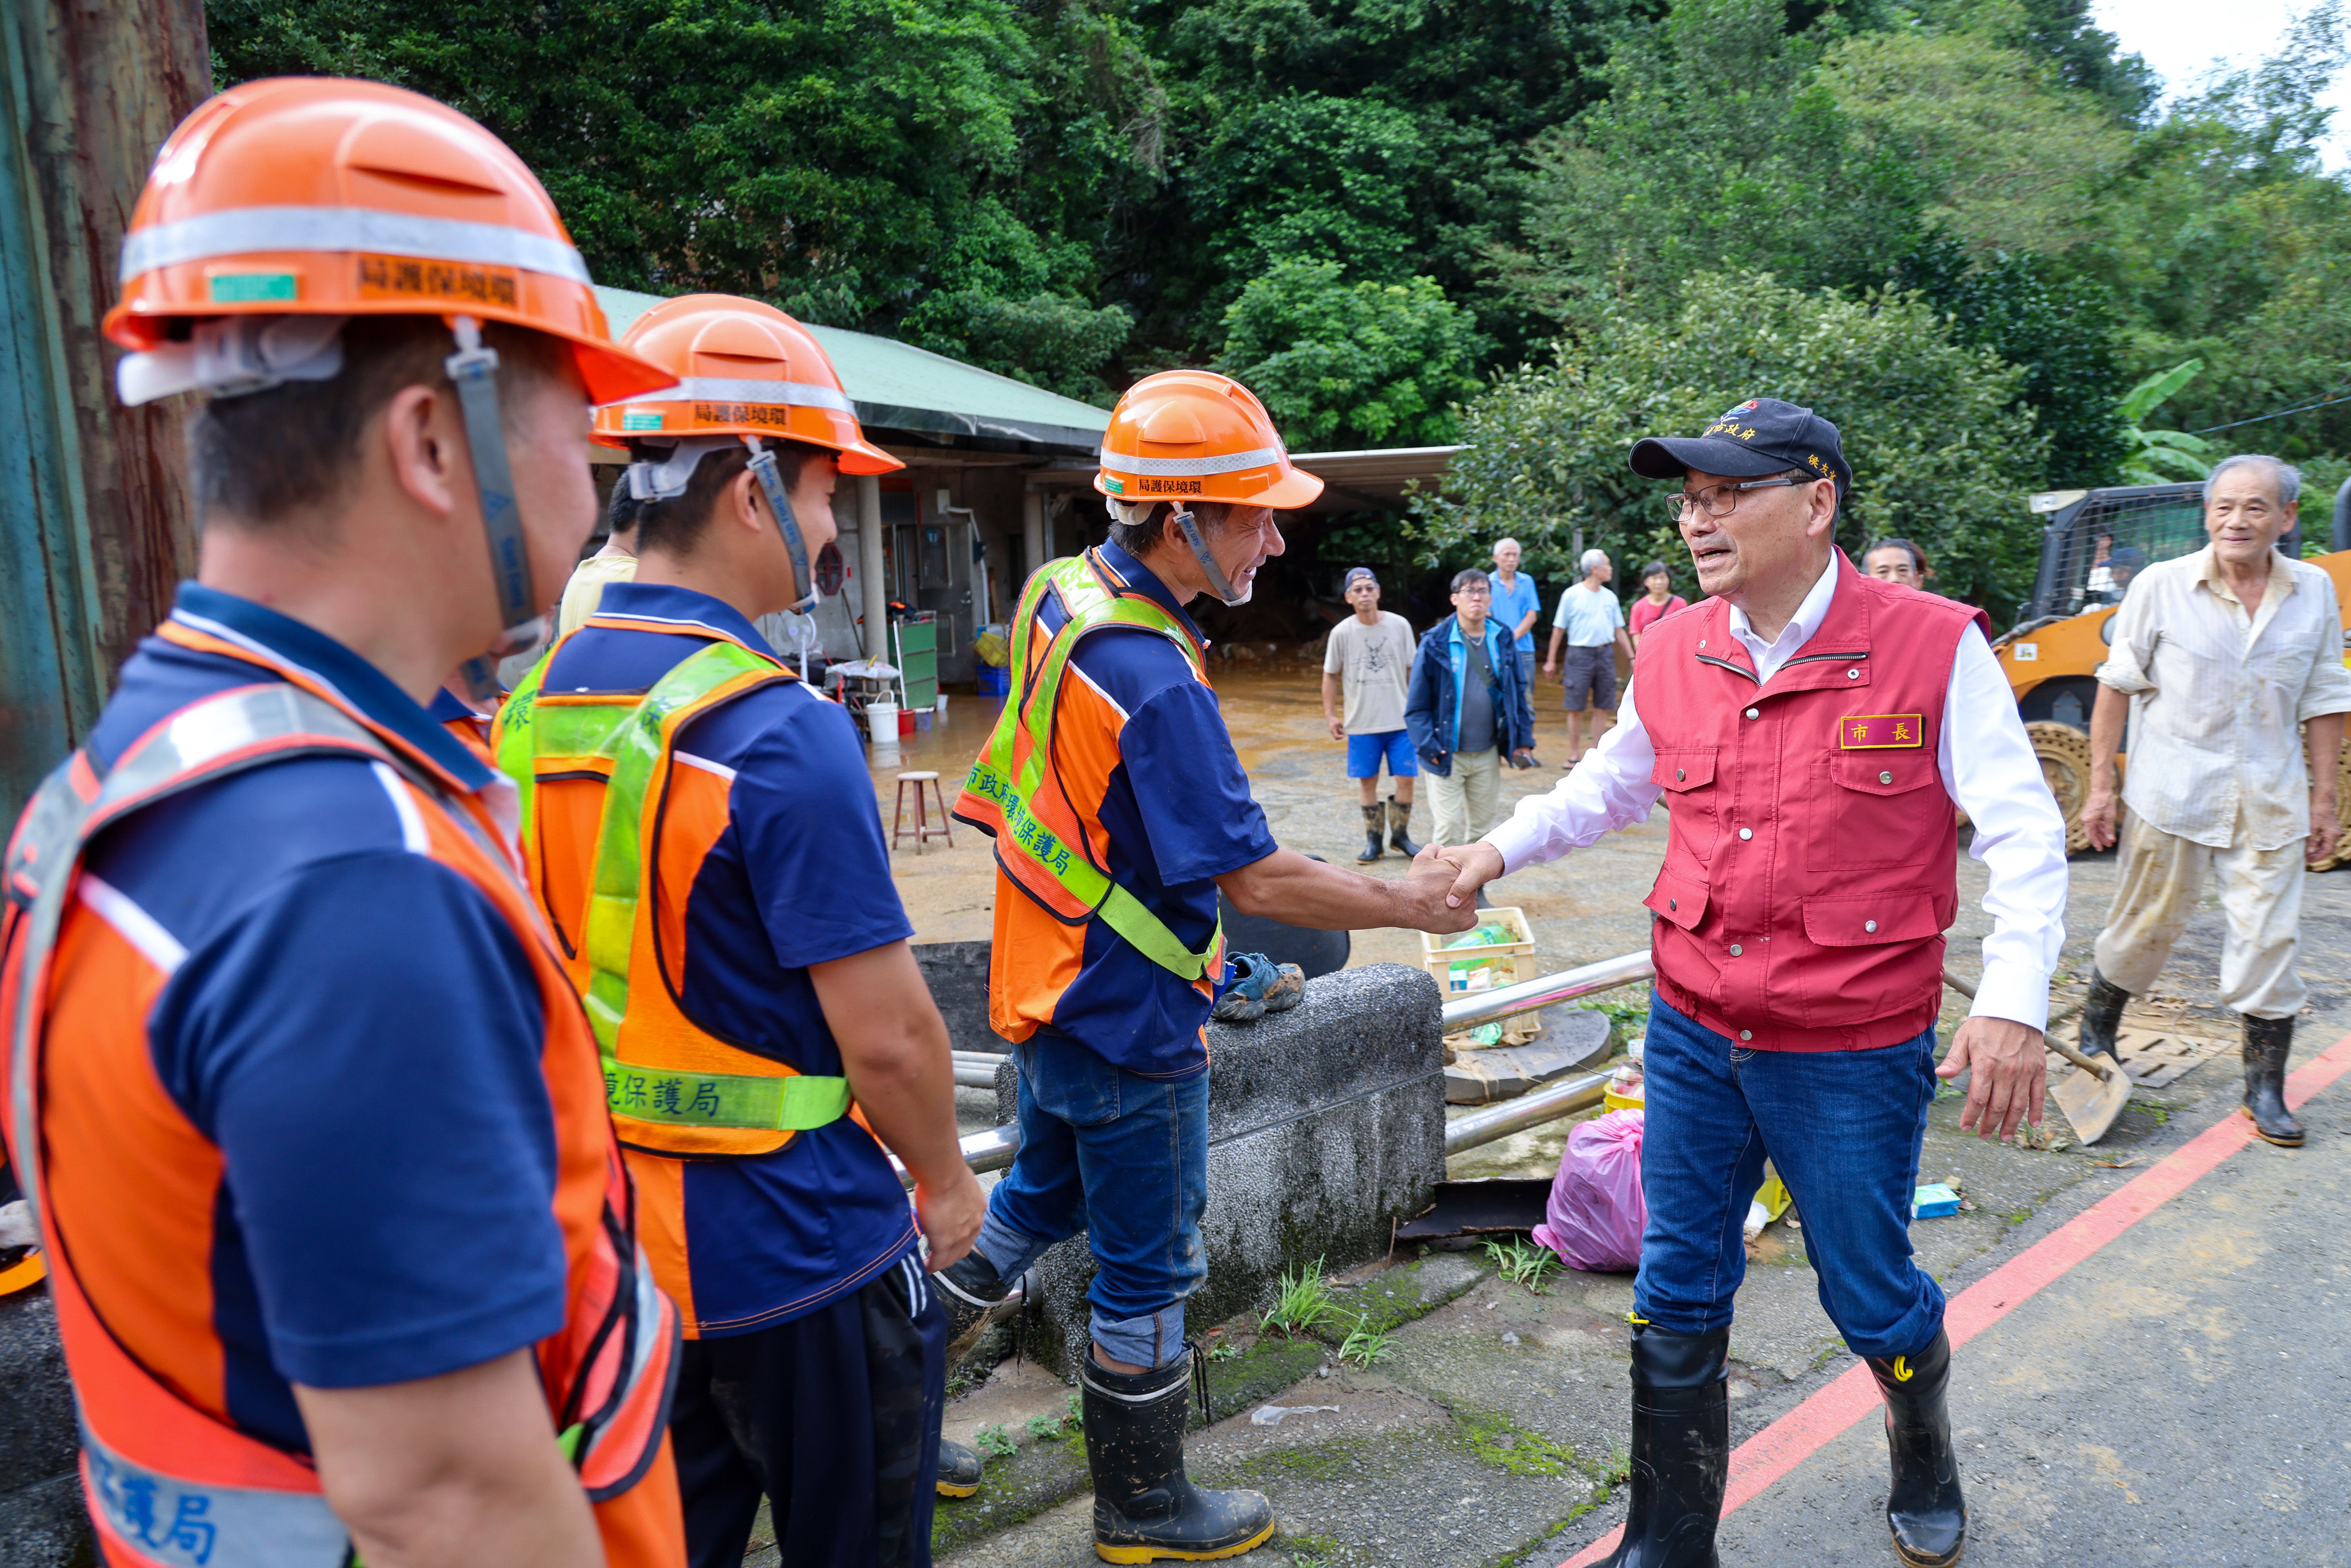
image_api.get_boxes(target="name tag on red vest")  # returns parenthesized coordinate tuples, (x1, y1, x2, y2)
(1838, 713, 1924, 748)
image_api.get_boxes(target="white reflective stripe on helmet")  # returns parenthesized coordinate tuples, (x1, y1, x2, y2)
(120, 205, 592, 285)
(635, 376, 856, 414)
(1099, 445, 1283, 478)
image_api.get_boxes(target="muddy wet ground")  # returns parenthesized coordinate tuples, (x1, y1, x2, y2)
(823, 666, 2351, 1568)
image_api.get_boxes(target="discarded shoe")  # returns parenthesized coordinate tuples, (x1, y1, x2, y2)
(1357, 803, 1386, 863)
(937, 1437, 984, 1498)
(1212, 953, 1304, 1023)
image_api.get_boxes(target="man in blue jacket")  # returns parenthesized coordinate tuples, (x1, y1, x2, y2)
(1406, 568, 1537, 847)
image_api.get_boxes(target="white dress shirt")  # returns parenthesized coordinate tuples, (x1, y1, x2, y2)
(1485, 556, 2070, 1031)
(2096, 545, 2351, 852)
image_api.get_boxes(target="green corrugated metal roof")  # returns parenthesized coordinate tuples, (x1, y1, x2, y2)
(593, 285, 1109, 452)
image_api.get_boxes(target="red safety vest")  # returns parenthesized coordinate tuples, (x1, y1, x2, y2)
(1632, 554, 1990, 1050)
(1, 623, 683, 1568)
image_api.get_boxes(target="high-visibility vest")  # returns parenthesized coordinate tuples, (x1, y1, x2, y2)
(955, 550, 1224, 982)
(496, 619, 853, 1156)
(2, 646, 680, 1568)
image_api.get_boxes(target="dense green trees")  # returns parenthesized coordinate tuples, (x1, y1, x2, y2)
(210, 0, 2351, 607)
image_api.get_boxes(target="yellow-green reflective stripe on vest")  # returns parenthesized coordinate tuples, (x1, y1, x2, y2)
(578, 641, 851, 1132)
(963, 555, 1224, 983)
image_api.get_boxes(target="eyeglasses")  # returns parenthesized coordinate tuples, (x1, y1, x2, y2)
(1658, 473, 1810, 524)
(1453, 585, 1492, 597)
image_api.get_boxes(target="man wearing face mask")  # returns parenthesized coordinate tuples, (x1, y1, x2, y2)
(945, 370, 1477, 1562)
(1436, 398, 2067, 1568)
(495, 294, 984, 1568)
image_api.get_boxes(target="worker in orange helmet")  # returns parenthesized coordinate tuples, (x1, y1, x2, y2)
(496, 292, 986, 1568)
(945, 370, 1477, 1562)
(1, 79, 689, 1568)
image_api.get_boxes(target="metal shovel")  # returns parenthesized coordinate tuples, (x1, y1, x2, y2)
(1942, 968, 2132, 1145)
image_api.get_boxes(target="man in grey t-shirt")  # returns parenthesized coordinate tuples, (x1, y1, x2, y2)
(1322, 567, 1422, 861)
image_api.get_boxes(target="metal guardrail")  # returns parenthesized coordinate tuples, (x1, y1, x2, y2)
(914, 950, 1655, 1185)
(1438, 949, 1654, 1034)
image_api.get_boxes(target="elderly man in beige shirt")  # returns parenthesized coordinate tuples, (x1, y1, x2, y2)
(2081, 453, 2351, 1148)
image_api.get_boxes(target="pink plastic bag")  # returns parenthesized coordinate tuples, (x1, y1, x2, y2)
(1531, 1110, 1646, 1272)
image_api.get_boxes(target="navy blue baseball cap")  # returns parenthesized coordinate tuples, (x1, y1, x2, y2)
(1630, 397, 1851, 498)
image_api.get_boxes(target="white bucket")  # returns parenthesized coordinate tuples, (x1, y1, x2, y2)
(934, 692, 949, 721)
(866, 700, 899, 745)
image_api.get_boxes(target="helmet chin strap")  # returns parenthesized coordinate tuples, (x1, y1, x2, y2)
(444, 315, 546, 700)
(744, 435, 820, 616)
(1171, 507, 1250, 607)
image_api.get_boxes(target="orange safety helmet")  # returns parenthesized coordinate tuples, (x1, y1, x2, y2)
(1094, 370, 1325, 511)
(593, 293, 900, 474)
(106, 76, 670, 406)
(106, 77, 672, 681)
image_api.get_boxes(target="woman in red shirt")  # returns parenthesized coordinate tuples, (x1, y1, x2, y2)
(1627, 560, 1687, 647)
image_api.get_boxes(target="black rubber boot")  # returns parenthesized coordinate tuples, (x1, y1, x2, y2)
(2242, 1014, 2305, 1147)
(1597, 1324, 1728, 1568)
(1356, 804, 1386, 863)
(1387, 797, 1423, 857)
(1081, 1348, 1275, 1563)
(1864, 1330, 1966, 1567)
(935, 1249, 1023, 1359)
(2077, 967, 2130, 1064)
(937, 1437, 984, 1498)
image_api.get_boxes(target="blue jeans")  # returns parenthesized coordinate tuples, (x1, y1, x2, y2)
(1633, 998, 1945, 1360)
(973, 1033, 1210, 1369)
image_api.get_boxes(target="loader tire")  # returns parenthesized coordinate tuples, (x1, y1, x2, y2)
(2027, 720, 2096, 856)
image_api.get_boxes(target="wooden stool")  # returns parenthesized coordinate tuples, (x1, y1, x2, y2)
(892, 771, 953, 852)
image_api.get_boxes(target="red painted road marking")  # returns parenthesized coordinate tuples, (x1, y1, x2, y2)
(1558, 1030, 2351, 1567)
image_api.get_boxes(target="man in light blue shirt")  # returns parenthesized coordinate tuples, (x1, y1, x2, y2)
(1543, 548, 1633, 764)
(1489, 538, 1543, 693)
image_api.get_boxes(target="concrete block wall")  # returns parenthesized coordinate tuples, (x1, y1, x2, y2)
(0, 1287, 92, 1567)
(987, 962, 1446, 1377)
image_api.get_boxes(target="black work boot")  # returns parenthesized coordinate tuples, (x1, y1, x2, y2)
(1387, 797, 1423, 857)
(1864, 1330, 1966, 1567)
(2242, 1014, 2305, 1147)
(1598, 1324, 1728, 1567)
(2077, 967, 2130, 1065)
(1081, 1347, 1275, 1563)
(937, 1437, 984, 1498)
(934, 1249, 1024, 1359)
(1357, 804, 1386, 863)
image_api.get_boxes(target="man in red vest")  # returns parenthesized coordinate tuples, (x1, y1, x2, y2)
(1438, 399, 2069, 1568)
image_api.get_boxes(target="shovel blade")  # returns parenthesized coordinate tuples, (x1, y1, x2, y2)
(2052, 1059, 2132, 1146)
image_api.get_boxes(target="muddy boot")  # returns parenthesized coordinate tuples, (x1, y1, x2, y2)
(937, 1437, 984, 1498)
(1387, 797, 1422, 857)
(1356, 804, 1386, 863)
(935, 1249, 1025, 1360)
(1082, 1348, 1274, 1563)
(2241, 1014, 2304, 1147)
(1864, 1330, 1966, 1568)
(1597, 1324, 1728, 1568)
(2076, 967, 2129, 1065)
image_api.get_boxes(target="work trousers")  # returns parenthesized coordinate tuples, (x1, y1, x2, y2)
(1427, 746, 1503, 848)
(670, 1255, 945, 1568)
(974, 1031, 1211, 1369)
(1633, 998, 1945, 1361)
(2093, 804, 2308, 1019)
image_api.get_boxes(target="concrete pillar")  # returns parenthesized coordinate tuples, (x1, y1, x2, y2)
(0, 0, 210, 817)
(1022, 488, 1044, 583)
(856, 473, 886, 657)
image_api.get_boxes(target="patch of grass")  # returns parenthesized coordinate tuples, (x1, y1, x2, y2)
(1281, 1532, 1347, 1568)
(2140, 1102, 2172, 1125)
(971, 1424, 1015, 1461)
(1335, 1314, 1392, 1367)
(1485, 1236, 1562, 1294)
(1585, 998, 1647, 1038)
(1262, 1257, 1342, 1338)
(1026, 1411, 1068, 1442)
(1206, 1340, 1242, 1362)
(1452, 1407, 1585, 1478)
